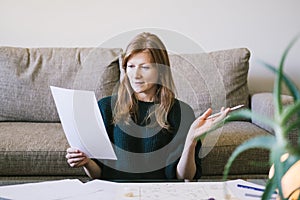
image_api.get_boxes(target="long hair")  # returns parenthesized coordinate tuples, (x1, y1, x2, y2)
(113, 32, 176, 131)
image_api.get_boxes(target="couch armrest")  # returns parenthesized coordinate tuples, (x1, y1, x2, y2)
(251, 92, 294, 134)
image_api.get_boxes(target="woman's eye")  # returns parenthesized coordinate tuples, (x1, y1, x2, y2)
(142, 64, 152, 69)
(127, 65, 135, 68)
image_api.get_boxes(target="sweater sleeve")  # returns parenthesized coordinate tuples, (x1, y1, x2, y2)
(193, 141, 202, 179)
(164, 100, 202, 180)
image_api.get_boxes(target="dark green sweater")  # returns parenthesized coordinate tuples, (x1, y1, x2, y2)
(93, 96, 202, 181)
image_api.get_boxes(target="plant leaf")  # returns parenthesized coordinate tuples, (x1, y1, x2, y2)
(196, 108, 276, 141)
(262, 177, 277, 200)
(275, 35, 300, 115)
(258, 60, 300, 101)
(284, 117, 300, 137)
(223, 135, 276, 180)
(281, 101, 300, 144)
(282, 101, 300, 126)
(270, 146, 287, 199)
(225, 109, 277, 131)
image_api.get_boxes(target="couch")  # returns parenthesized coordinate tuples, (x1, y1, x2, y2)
(0, 46, 295, 185)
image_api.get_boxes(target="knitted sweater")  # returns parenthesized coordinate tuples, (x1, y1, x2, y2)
(93, 96, 202, 180)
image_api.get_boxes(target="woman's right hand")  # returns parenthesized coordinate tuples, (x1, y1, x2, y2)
(66, 147, 90, 168)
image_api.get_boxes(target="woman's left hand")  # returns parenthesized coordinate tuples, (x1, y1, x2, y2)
(186, 107, 230, 144)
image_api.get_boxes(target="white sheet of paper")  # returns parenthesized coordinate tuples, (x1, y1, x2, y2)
(0, 179, 90, 200)
(50, 86, 117, 160)
(0, 179, 274, 200)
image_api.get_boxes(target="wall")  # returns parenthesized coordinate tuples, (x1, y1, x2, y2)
(0, 0, 299, 94)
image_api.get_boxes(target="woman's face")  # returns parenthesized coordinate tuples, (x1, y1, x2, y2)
(126, 51, 159, 102)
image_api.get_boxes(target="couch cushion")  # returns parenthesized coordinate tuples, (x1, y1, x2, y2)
(0, 122, 85, 176)
(200, 121, 271, 177)
(169, 48, 250, 117)
(0, 47, 122, 122)
(0, 121, 270, 178)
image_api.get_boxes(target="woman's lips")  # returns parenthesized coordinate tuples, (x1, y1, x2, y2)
(134, 81, 144, 85)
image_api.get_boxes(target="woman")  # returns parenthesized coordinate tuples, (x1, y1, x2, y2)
(66, 32, 229, 181)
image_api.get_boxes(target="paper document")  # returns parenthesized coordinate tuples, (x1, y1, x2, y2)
(226, 179, 277, 200)
(50, 86, 117, 160)
(0, 179, 274, 200)
(0, 179, 89, 200)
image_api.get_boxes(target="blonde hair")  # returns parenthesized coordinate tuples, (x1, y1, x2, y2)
(113, 32, 176, 131)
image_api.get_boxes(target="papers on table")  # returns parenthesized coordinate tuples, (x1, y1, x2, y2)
(0, 179, 119, 200)
(50, 86, 117, 160)
(0, 179, 276, 200)
(226, 179, 277, 200)
(0, 179, 96, 200)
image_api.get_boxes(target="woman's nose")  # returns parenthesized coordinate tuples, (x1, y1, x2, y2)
(134, 67, 142, 78)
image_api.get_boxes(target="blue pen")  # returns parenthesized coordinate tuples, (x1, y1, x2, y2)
(237, 184, 278, 194)
(237, 184, 265, 192)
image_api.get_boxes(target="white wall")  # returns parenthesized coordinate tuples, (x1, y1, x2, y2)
(1, 0, 299, 94)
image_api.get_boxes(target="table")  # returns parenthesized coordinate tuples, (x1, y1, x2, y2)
(0, 178, 273, 200)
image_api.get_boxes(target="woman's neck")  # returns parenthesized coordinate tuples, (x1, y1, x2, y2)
(135, 94, 155, 102)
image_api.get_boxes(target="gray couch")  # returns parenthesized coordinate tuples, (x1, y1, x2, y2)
(0, 46, 294, 185)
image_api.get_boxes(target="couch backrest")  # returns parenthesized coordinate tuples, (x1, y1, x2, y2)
(0, 47, 122, 122)
(169, 48, 250, 117)
(0, 47, 250, 122)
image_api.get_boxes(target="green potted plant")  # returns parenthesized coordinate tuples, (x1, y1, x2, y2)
(203, 35, 300, 200)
